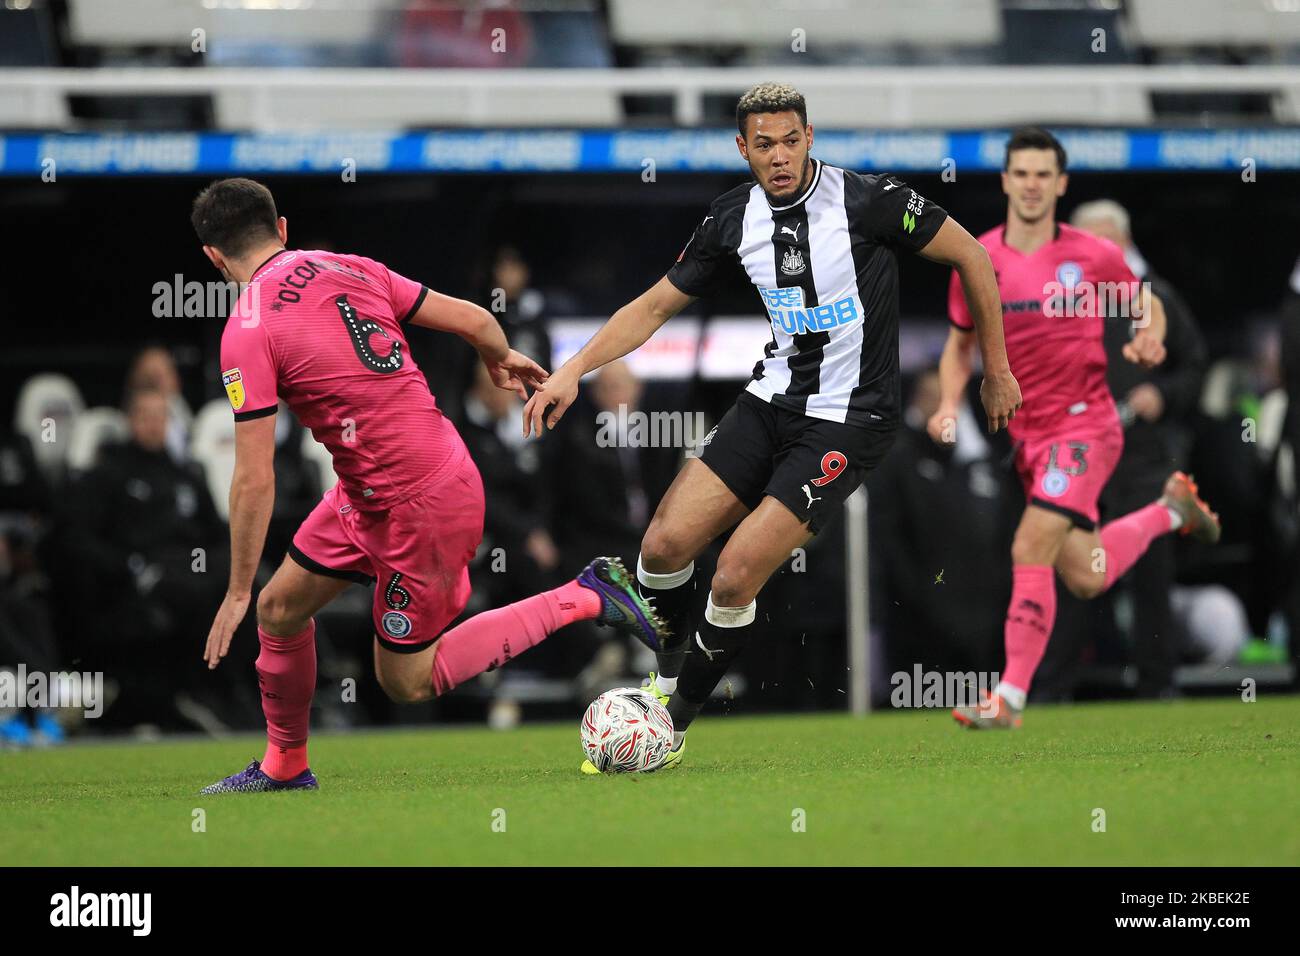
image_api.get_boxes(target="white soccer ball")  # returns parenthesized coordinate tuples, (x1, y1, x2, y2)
(580, 687, 675, 773)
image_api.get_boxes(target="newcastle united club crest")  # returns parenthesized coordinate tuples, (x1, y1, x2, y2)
(780, 246, 806, 276)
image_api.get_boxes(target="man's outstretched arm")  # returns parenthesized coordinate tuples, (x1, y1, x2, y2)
(918, 217, 1022, 432)
(523, 276, 694, 437)
(205, 412, 277, 669)
(409, 289, 549, 399)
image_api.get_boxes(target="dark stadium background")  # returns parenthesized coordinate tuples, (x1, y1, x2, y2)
(3, 164, 1295, 724)
(2, 0, 1299, 738)
(5, 168, 1295, 398)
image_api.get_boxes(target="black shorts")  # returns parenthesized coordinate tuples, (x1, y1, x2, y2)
(697, 391, 897, 534)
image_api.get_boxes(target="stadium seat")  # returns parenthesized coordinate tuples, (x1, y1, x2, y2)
(0, 79, 69, 129)
(190, 398, 237, 522)
(1276, 439, 1296, 502)
(1128, 0, 1300, 46)
(65, 407, 129, 476)
(207, 4, 383, 47)
(214, 81, 621, 129)
(0, 2, 60, 68)
(607, 0, 1000, 46)
(67, 0, 214, 48)
(14, 373, 85, 479)
(807, 77, 1152, 127)
(168, 393, 195, 450)
(67, 0, 382, 48)
(1256, 388, 1288, 460)
(1198, 358, 1252, 419)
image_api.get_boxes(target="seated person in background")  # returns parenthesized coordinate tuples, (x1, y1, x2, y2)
(413, 246, 554, 426)
(460, 362, 559, 603)
(126, 345, 193, 463)
(265, 413, 330, 566)
(489, 246, 553, 381)
(542, 361, 679, 689)
(0, 532, 64, 746)
(0, 419, 62, 745)
(65, 387, 251, 732)
(457, 363, 567, 719)
(544, 361, 678, 576)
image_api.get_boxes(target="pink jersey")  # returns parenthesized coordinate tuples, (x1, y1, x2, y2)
(221, 249, 464, 511)
(948, 223, 1139, 439)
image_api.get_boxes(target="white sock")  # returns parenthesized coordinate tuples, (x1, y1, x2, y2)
(704, 595, 757, 628)
(636, 556, 694, 590)
(1165, 505, 1184, 532)
(994, 681, 1027, 711)
(672, 731, 686, 749)
(656, 675, 678, 695)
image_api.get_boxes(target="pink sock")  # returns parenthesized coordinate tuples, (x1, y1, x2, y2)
(256, 621, 316, 777)
(431, 581, 600, 695)
(1001, 565, 1056, 693)
(1099, 502, 1173, 590)
(262, 742, 308, 781)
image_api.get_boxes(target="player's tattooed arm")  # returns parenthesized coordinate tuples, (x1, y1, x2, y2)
(205, 413, 276, 669)
(523, 276, 693, 436)
(918, 217, 1022, 434)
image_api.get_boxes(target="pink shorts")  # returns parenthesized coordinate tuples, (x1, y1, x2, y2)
(289, 451, 485, 652)
(1015, 418, 1124, 531)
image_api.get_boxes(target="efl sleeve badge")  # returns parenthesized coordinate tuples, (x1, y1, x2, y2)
(222, 368, 246, 410)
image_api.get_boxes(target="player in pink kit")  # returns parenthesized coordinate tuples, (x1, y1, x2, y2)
(934, 129, 1220, 729)
(189, 179, 667, 793)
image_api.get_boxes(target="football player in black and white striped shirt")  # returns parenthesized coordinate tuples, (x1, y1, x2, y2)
(525, 83, 1021, 771)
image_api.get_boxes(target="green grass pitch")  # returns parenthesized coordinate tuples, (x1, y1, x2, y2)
(3, 696, 1297, 866)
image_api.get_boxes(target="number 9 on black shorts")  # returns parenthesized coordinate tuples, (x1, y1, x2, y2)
(697, 392, 897, 534)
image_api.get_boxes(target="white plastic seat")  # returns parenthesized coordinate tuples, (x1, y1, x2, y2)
(14, 373, 85, 479)
(190, 398, 238, 522)
(1198, 359, 1250, 420)
(1256, 388, 1288, 460)
(66, 407, 129, 475)
(607, 0, 1000, 46)
(1128, 0, 1300, 46)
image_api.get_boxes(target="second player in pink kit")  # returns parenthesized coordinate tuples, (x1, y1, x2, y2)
(936, 128, 1221, 728)
(949, 221, 1131, 532)
(190, 179, 667, 793)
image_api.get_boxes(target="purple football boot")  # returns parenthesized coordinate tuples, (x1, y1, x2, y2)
(199, 759, 318, 795)
(577, 556, 670, 652)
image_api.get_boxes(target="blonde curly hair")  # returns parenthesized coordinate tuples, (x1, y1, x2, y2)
(736, 82, 807, 137)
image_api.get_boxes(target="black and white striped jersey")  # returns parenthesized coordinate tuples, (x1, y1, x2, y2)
(667, 158, 947, 427)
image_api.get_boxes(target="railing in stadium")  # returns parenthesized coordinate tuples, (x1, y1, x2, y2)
(3, 66, 1300, 129)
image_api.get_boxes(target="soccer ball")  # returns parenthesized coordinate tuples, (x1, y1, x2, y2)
(580, 687, 675, 773)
